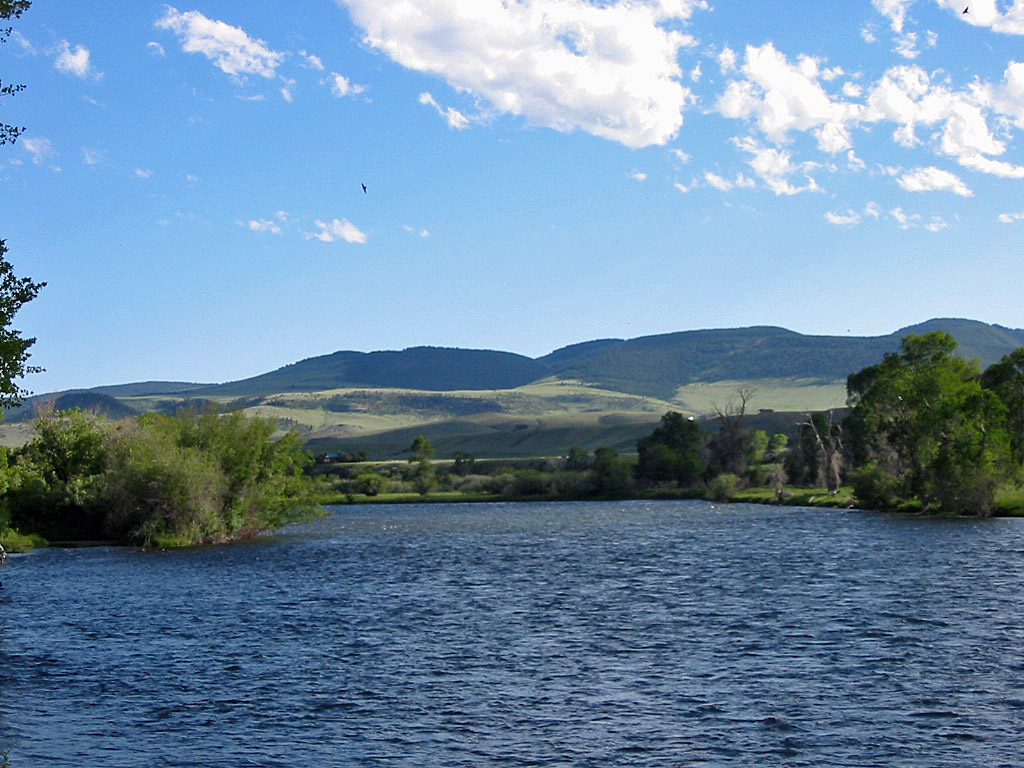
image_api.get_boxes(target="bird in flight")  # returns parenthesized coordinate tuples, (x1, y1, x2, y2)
(361, 183, 367, 194)
(963, 5, 968, 12)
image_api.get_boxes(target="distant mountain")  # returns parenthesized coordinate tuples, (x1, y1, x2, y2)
(541, 318, 1024, 400)
(15, 318, 1024, 408)
(193, 346, 551, 397)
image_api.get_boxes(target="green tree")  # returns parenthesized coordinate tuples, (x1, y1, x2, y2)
(748, 430, 770, 464)
(452, 450, 475, 476)
(7, 408, 108, 539)
(354, 470, 387, 496)
(564, 444, 591, 471)
(0, 240, 44, 406)
(590, 446, 633, 497)
(635, 411, 705, 485)
(847, 331, 1009, 515)
(409, 435, 435, 462)
(981, 347, 1024, 467)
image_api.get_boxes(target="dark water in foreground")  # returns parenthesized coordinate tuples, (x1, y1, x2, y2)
(2, 500, 1024, 767)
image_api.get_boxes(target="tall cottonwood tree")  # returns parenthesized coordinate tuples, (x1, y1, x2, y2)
(847, 331, 1009, 515)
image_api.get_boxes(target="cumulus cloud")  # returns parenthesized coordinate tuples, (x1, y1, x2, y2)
(629, 170, 647, 181)
(946, 0, 1024, 35)
(155, 7, 285, 79)
(54, 40, 98, 78)
(716, 43, 860, 153)
(336, 0, 707, 148)
(895, 166, 973, 195)
(999, 211, 1024, 223)
(308, 218, 367, 243)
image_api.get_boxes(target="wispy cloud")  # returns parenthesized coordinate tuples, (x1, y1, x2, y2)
(21, 136, 55, 165)
(419, 92, 471, 129)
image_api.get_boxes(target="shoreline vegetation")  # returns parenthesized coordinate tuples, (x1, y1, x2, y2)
(4, 330, 1024, 554)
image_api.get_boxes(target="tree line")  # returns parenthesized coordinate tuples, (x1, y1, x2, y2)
(325, 330, 1024, 517)
(0, 407, 320, 547)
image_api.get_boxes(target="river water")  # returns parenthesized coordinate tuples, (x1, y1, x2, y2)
(2, 500, 1024, 767)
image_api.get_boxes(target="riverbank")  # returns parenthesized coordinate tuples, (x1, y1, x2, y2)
(5, 482, 1021, 554)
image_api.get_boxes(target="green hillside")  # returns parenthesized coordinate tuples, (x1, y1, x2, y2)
(195, 346, 550, 397)
(7, 318, 1023, 459)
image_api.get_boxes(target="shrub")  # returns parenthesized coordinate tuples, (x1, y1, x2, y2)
(706, 473, 742, 501)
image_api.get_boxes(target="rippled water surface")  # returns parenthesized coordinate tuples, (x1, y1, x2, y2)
(3, 500, 1024, 767)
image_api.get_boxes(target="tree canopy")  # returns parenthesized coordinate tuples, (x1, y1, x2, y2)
(847, 331, 1009, 515)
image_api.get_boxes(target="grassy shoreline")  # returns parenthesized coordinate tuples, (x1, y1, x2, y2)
(6, 482, 1022, 554)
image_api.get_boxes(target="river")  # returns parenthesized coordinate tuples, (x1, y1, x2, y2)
(2, 500, 1023, 766)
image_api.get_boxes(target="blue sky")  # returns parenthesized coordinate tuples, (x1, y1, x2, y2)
(4, 0, 1024, 394)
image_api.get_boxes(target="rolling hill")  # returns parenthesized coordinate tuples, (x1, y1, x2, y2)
(5, 318, 1023, 458)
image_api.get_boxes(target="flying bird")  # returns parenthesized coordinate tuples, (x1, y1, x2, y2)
(361, 183, 367, 194)
(963, 6, 968, 13)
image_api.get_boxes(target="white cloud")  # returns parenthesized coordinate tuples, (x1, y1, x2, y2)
(245, 218, 282, 234)
(825, 209, 861, 226)
(896, 165, 973, 195)
(419, 92, 471, 129)
(147, 41, 165, 56)
(337, 0, 707, 148)
(403, 225, 430, 237)
(670, 148, 691, 163)
(999, 211, 1024, 223)
(947, 0, 1024, 35)
(328, 72, 365, 98)
(54, 40, 98, 78)
(873, 0, 913, 32)
(704, 171, 733, 191)
(81, 147, 104, 166)
(716, 43, 860, 153)
(21, 136, 55, 164)
(135, 168, 152, 178)
(717, 46, 737, 73)
(155, 7, 285, 79)
(733, 136, 819, 195)
(308, 218, 367, 244)
(629, 171, 647, 181)
(300, 51, 325, 70)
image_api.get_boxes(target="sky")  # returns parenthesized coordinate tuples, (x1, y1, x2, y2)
(3, 0, 1024, 394)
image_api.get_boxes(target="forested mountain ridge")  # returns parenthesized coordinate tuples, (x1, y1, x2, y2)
(16, 318, 1024, 406)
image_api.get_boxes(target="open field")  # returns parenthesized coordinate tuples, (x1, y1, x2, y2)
(674, 378, 848, 415)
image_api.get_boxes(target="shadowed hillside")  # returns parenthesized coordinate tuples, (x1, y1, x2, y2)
(194, 347, 551, 397)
